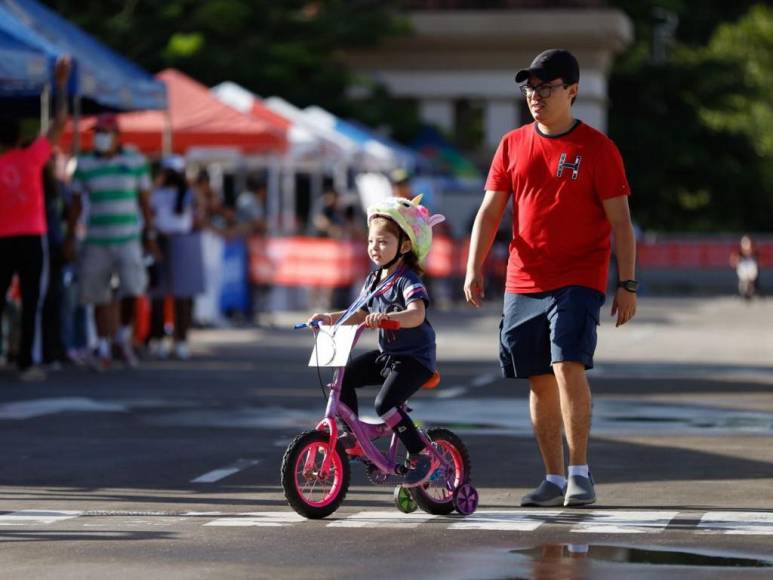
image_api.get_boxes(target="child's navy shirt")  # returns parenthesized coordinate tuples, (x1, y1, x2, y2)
(361, 267, 436, 372)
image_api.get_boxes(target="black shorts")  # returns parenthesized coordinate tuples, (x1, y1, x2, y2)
(499, 285, 605, 379)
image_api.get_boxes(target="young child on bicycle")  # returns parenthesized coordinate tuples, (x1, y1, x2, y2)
(308, 195, 445, 487)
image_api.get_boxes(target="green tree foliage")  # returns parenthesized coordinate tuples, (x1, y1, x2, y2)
(42, 0, 408, 114)
(701, 5, 773, 161)
(607, 1, 772, 232)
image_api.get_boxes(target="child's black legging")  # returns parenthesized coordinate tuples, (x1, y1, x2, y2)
(340, 350, 433, 455)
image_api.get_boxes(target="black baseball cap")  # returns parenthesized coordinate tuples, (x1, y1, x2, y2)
(515, 49, 580, 85)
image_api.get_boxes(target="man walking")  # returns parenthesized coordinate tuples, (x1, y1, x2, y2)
(0, 57, 71, 381)
(65, 114, 157, 369)
(464, 49, 637, 507)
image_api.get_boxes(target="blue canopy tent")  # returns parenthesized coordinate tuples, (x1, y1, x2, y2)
(0, 27, 51, 96)
(0, 0, 165, 114)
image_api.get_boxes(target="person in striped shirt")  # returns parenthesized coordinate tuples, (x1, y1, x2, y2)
(64, 114, 159, 370)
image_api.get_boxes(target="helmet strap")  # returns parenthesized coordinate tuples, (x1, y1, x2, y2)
(369, 230, 405, 292)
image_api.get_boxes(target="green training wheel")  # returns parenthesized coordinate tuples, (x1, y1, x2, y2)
(394, 485, 418, 513)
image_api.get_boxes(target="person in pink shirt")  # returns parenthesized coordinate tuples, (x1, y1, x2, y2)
(0, 57, 70, 381)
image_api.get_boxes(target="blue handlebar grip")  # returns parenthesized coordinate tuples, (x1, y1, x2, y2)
(293, 323, 308, 329)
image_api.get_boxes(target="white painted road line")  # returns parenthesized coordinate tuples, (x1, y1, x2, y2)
(448, 510, 562, 532)
(570, 511, 678, 534)
(435, 386, 467, 399)
(1, 509, 773, 535)
(327, 511, 436, 528)
(698, 512, 773, 535)
(0, 510, 82, 525)
(0, 398, 127, 420)
(471, 374, 497, 388)
(204, 512, 306, 527)
(191, 459, 260, 483)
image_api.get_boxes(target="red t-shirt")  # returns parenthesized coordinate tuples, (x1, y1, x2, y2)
(0, 136, 52, 237)
(485, 121, 630, 294)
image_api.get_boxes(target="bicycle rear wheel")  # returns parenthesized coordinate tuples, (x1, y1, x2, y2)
(281, 430, 350, 519)
(411, 427, 471, 515)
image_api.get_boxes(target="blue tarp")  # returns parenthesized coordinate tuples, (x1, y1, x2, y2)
(0, 27, 51, 96)
(0, 0, 165, 112)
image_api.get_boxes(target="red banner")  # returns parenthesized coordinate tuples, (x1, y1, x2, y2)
(244, 236, 773, 288)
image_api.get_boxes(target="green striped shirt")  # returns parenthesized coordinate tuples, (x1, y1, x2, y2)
(73, 150, 151, 245)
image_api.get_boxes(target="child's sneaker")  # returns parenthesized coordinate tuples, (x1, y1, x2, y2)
(402, 454, 432, 487)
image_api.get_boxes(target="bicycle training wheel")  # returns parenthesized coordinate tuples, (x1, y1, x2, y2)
(394, 485, 418, 513)
(411, 427, 471, 515)
(281, 430, 350, 519)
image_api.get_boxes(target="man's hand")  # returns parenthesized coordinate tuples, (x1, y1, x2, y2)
(464, 270, 485, 308)
(611, 288, 637, 327)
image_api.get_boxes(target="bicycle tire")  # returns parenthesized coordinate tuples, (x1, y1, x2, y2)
(281, 429, 350, 519)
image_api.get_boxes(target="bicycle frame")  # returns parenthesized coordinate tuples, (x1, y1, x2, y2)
(310, 322, 438, 479)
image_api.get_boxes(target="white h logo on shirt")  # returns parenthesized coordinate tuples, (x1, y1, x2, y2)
(557, 153, 582, 180)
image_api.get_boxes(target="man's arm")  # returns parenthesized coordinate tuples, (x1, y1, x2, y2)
(62, 192, 82, 262)
(602, 195, 637, 327)
(46, 57, 71, 144)
(464, 190, 509, 307)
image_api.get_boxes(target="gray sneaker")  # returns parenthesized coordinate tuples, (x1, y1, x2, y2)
(564, 473, 596, 506)
(521, 480, 565, 507)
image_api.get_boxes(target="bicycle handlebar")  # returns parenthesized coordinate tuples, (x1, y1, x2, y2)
(294, 319, 401, 330)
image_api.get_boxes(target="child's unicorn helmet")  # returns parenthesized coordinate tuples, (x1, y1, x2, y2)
(366, 195, 446, 264)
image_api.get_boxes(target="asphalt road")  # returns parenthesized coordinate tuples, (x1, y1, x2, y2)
(0, 296, 771, 579)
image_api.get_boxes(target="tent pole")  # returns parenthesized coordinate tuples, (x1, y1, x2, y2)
(40, 83, 51, 134)
(267, 156, 281, 236)
(162, 108, 172, 156)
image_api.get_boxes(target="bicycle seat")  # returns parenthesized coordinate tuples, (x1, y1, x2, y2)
(420, 371, 441, 390)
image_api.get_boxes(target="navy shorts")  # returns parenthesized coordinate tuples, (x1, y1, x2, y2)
(499, 285, 605, 379)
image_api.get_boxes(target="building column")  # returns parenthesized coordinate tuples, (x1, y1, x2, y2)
(419, 98, 454, 133)
(484, 98, 519, 150)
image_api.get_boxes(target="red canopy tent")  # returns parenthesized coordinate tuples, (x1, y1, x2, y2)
(63, 69, 287, 155)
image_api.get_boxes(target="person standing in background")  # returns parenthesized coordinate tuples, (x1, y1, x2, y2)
(147, 156, 206, 360)
(0, 57, 71, 381)
(730, 234, 760, 301)
(64, 113, 159, 370)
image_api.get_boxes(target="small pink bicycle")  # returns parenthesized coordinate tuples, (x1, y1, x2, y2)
(281, 320, 479, 519)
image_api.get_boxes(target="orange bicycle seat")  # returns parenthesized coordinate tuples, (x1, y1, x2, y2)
(421, 371, 441, 390)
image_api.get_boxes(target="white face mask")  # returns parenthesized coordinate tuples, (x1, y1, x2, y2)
(93, 132, 114, 153)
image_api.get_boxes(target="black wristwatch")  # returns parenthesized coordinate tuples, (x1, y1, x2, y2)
(617, 279, 639, 293)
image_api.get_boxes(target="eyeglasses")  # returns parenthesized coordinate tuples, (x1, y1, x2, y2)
(519, 82, 570, 99)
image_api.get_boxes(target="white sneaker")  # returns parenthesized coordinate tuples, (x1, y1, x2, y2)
(148, 339, 170, 360)
(118, 341, 139, 368)
(174, 342, 190, 360)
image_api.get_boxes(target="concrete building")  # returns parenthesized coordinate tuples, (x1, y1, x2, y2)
(344, 6, 633, 155)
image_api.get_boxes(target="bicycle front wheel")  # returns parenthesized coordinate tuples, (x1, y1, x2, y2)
(281, 430, 350, 519)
